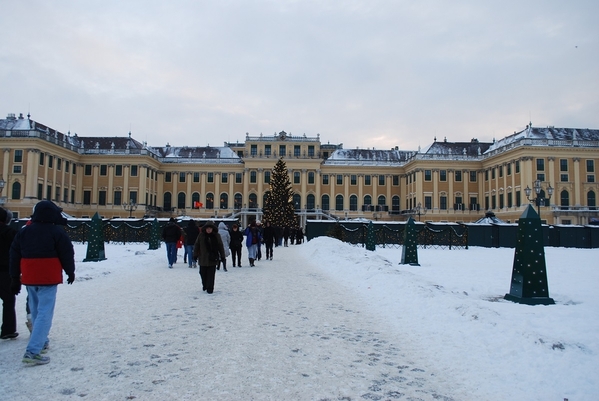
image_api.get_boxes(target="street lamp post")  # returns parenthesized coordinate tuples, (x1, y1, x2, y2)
(122, 199, 138, 218)
(413, 202, 427, 221)
(524, 179, 554, 218)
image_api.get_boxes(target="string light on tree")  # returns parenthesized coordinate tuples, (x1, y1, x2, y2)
(263, 158, 296, 228)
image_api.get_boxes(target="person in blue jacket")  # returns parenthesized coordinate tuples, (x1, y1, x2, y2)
(10, 200, 75, 365)
(244, 221, 262, 267)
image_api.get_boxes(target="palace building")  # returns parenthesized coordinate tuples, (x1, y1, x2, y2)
(1, 112, 598, 226)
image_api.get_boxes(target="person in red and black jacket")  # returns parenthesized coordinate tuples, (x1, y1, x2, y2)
(9, 200, 75, 365)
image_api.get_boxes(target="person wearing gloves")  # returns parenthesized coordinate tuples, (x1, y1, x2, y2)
(193, 221, 226, 294)
(9, 200, 75, 365)
(216, 222, 231, 272)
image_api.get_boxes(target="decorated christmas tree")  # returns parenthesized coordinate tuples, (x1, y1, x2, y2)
(263, 158, 296, 227)
(148, 218, 161, 250)
(83, 212, 107, 262)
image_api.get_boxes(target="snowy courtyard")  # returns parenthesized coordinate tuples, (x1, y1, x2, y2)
(0, 238, 597, 401)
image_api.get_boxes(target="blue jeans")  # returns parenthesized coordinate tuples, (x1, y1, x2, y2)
(26, 285, 57, 355)
(165, 242, 177, 266)
(185, 245, 195, 266)
(247, 244, 258, 259)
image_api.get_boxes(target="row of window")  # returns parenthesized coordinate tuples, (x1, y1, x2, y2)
(536, 158, 595, 172)
(249, 144, 316, 157)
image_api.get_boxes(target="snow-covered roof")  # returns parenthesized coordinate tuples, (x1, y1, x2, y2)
(156, 146, 241, 163)
(324, 148, 411, 165)
(421, 139, 492, 157)
(486, 126, 599, 153)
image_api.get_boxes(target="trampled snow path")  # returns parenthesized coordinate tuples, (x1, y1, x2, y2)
(0, 243, 460, 401)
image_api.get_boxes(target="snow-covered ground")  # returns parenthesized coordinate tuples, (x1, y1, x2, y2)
(0, 238, 597, 401)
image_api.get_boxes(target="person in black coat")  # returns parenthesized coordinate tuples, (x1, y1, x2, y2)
(183, 220, 200, 268)
(161, 218, 182, 268)
(283, 226, 290, 247)
(262, 221, 276, 260)
(229, 224, 244, 267)
(0, 207, 17, 340)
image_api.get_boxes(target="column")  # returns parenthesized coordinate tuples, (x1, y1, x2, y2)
(123, 165, 130, 203)
(448, 169, 454, 210)
(242, 168, 249, 207)
(139, 165, 148, 206)
(343, 173, 349, 210)
(92, 164, 99, 204)
(315, 170, 321, 208)
(432, 169, 439, 209)
(573, 158, 581, 206)
(301, 169, 307, 207)
(25, 149, 39, 199)
(75, 164, 84, 204)
(186, 172, 192, 208)
(107, 165, 115, 205)
(215, 172, 221, 210)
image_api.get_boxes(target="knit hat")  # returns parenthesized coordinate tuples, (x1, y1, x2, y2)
(0, 207, 12, 224)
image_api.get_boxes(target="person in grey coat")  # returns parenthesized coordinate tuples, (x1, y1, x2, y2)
(217, 222, 231, 272)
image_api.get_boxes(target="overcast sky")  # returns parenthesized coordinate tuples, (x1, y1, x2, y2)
(1, 0, 597, 151)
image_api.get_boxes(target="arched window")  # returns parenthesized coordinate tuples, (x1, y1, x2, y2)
(293, 194, 301, 210)
(392, 195, 400, 212)
(377, 195, 386, 205)
(11, 182, 21, 200)
(364, 195, 372, 205)
(163, 192, 172, 211)
(321, 194, 330, 211)
(335, 195, 344, 211)
(307, 194, 315, 210)
(587, 190, 596, 210)
(206, 192, 214, 209)
(220, 193, 228, 209)
(234, 193, 242, 209)
(177, 192, 186, 210)
(192, 192, 200, 209)
(249, 193, 258, 209)
(560, 190, 569, 210)
(349, 195, 358, 211)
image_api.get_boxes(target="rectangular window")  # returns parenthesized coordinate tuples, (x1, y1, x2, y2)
(536, 158, 545, 171)
(222, 173, 228, 183)
(561, 174, 568, 182)
(179, 172, 185, 183)
(264, 145, 271, 156)
(56, 158, 62, 171)
(83, 190, 91, 205)
(455, 171, 462, 182)
(537, 173, 545, 181)
(72, 164, 76, 175)
(492, 195, 496, 209)
(588, 175, 595, 183)
(515, 160, 520, 173)
(516, 191, 521, 206)
(13, 166, 22, 174)
(350, 175, 357, 185)
(424, 170, 431, 181)
(100, 165, 107, 176)
(194, 172, 200, 183)
(85, 165, 92, 175)
(71, 189, 75, 203)
(48, 156, 53, 168)
(113, 190, 122, 206)
(294, 145, 300, 157)
(485, 170, 489, 181)
(336, 175, 342, 185)
(470, 171, 477, 182)
(250, 171, 256, 183)
(308, 146, 315, 157)
(264, 171, 270, 184)
(587, 160, 595, 172)
(165, 172, 172, 182)
(39, 152, 44, 165)
(392, 175, 399, 186)
(440, 170, 447, 181)
(499, 194, 504, 209)
(322, 174, 329, 185)
(470, 196, 478, 210)
(507, 163, 511, 175)
(492, 168, 496, 180)
(99, 190, 107, 206)
(365, 175, 371, 185)
(129, 191, 137, 204)
(378, 175, 385, 185)
(115, 165, 123, 176)
(294, 172, 300, 184)
(130, 165, 138, 176)
(251, 145, 257, 156)
(507, 192, 513, 208)
(440, 196, 447, 210)
(236, 173, 242, 183)
(64, 188, 69, 203)
(207, 172, 214, 183)
(560, 159, 568, 172)
(14, 149, 23, 163)
(65, 161, 70, 173)
(499, 166, 503, 178)
(308, 171, 315, 184)
(424, 196, 432, 210)
(279, 145, 286, 156)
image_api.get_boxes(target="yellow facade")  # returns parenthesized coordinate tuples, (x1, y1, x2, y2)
(1, 114, 598, 225)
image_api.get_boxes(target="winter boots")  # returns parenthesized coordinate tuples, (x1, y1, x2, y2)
(249, 258, 255, 267)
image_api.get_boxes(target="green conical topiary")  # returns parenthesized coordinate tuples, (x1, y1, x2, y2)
(83, 212, 107, 262)
(400, 217, 419, 266)
(148, 218, 161, 250)
(504, 204, 554, 305)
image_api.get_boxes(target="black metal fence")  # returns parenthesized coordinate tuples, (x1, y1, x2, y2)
(306, 221, 468, 249)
